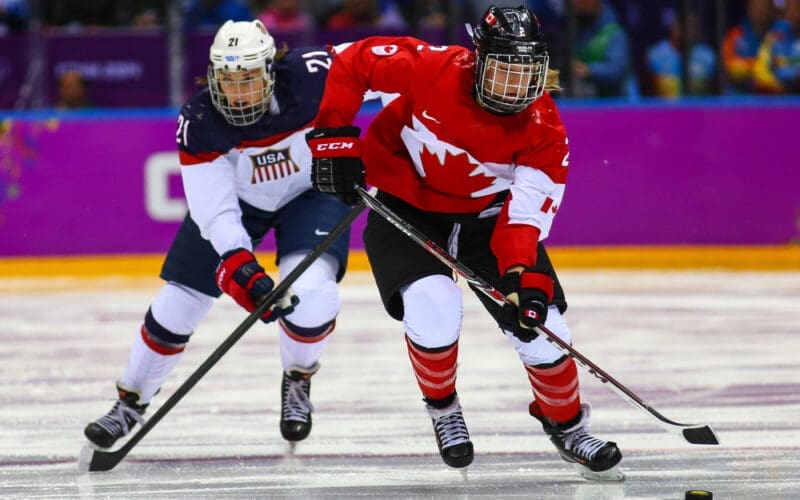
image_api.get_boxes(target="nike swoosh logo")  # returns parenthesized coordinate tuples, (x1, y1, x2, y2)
(315, 229, 330, 236)
(421, 109, 441, 124)
(478, 205, 502, 219)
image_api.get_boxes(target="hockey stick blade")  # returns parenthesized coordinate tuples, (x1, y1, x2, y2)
(682, 425, 720, 445)
(573, 356, 720, 445)
(356, 186, 719, 446)
(81, 201, 366, 472)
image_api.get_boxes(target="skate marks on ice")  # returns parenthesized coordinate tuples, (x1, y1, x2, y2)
(1, 270, 799, 498)
(3, 448, 799, 498)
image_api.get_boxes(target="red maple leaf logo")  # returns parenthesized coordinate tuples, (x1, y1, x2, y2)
(418, 146, 496, 196)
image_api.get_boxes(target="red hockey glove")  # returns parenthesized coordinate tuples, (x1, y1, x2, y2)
(306, 126, 365, 206)
(215, 249, 298, 323)
(496, 269, 554, 342)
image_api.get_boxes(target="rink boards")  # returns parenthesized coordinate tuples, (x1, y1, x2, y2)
(0, 245, 797, 278)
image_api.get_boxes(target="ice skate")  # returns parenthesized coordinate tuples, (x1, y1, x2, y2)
(280, 363, 319, 442)
(84, 382, 148, 449)
(426, 395, 474, 469)
(532, 402, 624, 481)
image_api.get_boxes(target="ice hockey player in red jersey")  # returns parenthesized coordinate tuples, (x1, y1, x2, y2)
(306, 5, 624, 480)
(84, 20, 353, 450)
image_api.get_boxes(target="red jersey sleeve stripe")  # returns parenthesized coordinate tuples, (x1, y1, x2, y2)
(536, 164, 568, 184)
(239, 122, 312, 149)
(179, 149, 221, 166)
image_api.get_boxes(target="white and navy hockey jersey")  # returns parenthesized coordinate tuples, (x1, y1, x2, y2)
(176, 46, 334, 256)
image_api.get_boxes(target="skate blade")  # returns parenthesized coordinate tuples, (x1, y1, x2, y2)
(459, 468, 469, 482)
(573, 463, 625, 482)
(286, 441, 298, 455)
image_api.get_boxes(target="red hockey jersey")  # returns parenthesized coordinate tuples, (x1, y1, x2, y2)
(315, 37, 569, 272)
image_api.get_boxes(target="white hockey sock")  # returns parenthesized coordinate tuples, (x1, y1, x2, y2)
(120, 329, 184, 403)
(279, 326, 329, 371)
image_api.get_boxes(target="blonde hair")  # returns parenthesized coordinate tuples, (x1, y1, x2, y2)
(544, 68, 561, 93)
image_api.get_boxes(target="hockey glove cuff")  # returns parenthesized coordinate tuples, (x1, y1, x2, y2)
(306, 126, 365, 205)
(497, 269, 554, 342)
(216, 249, 298, 323)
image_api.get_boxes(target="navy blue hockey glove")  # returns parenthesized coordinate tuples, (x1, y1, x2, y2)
(306, 126, 365, 206)
(215, 249, 298, 323)
(496, 269, 554, 342)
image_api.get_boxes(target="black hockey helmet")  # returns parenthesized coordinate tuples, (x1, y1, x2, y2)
(471, 5, 549, 114)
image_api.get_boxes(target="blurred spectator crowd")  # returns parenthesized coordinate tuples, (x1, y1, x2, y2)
(2, 0, 800, 103)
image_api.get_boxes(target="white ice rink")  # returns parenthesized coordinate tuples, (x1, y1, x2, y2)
(1, 269, 799, 499)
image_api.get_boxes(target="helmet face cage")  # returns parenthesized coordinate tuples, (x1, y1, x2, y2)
(208, 65, 273, 126)
(208, 20, 276, 126)
(476, 52, 549, 114)
(472, 6, 549, 114)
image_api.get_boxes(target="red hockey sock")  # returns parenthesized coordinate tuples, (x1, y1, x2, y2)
(405, 335, 458, 401)
(525, 357, 581, 423)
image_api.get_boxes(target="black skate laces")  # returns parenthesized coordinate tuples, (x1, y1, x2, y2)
(429, 404, 470, 448)
(282, 377, 314, 421)
(95, 400, 145, 436)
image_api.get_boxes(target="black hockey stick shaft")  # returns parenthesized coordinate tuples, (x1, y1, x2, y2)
(85, 201, 366, 471)
(355, 186, 718, 445)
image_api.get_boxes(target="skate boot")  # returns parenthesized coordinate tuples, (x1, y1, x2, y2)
(84, 382, 148, 449)
(531, 402, 623, 481)
(426, 394, 474, 468)
(280, 363, 319, 442)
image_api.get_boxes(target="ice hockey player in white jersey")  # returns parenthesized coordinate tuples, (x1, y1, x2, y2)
(84, 19, 352, 449)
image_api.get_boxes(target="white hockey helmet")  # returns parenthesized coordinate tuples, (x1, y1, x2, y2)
(208, 19, 276, 126)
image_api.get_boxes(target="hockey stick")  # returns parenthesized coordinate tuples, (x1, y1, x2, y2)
(79, 201, 367, 472)
(355, 186, 719, 446)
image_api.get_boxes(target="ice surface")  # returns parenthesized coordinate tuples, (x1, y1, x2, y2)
(1, 270, 799, 498)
